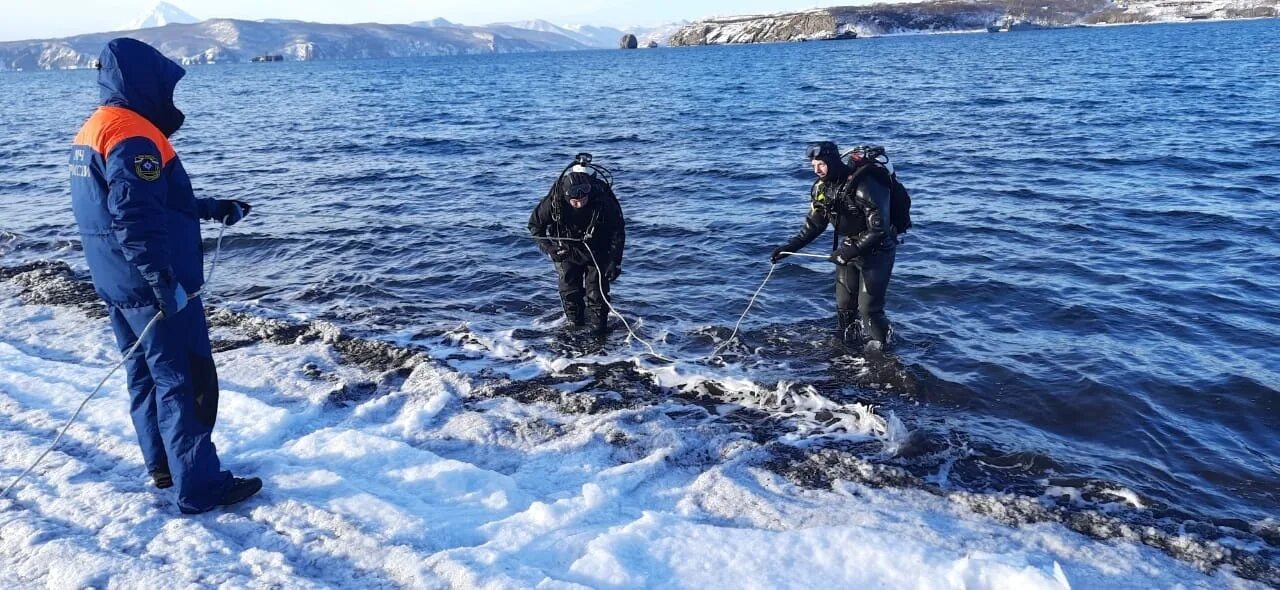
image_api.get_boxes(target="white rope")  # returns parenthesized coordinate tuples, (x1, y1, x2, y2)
(710, 263, 778, 358)
(530, 235, 673, 362)
(708, 250, 829, 358)
(0, 312, 161, 500)
(201, 222, 228, 292)
(581, 242, 674, 362)
(1, 220, 229, 501)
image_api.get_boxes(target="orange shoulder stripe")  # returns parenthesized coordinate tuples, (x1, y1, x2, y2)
(73, 106, 177, 166)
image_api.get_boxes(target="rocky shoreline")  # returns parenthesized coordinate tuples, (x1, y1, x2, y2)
(1, 259, 1276, 585)
(667, 0, 1279, 45)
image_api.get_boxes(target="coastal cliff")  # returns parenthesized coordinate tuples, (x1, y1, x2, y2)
(668, 0, 1280, 45)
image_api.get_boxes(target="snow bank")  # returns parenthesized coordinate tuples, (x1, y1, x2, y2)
(0, 285, 1255, 588)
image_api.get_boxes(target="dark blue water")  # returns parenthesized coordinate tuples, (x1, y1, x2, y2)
(3, 19, 1278, 573)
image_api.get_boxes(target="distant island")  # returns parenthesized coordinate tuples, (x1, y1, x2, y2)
(667, 0, 1278, 45)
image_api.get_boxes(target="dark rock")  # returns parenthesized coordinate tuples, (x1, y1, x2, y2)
(302, 363, 323, 379)
(619, 34, 638, 49)
(327, 380, 380, 407)
(2, 260, 103, 310)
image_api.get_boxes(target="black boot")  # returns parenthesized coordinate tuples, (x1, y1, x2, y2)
(587, 306, 610, 334)
(837, 311, 861, 345)
(562, 301, 585, 328)
(863, 314, 893, 348)
(217, 477, 263, 507)
(150, 469, 173, 489)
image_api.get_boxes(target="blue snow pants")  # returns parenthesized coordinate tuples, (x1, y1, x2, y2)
(108, 297, 231, 514)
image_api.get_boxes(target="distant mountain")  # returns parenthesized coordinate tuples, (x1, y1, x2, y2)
(493, 20, 685, 48)
(124, 2, 199, 31)
(626, 21, 689, 47)
(482, 24, 594, 50)
(668, 0, 1280, 45)
(490, 19, 613, 48)
(0, 19, 591, 70)
(410, 18, 455, 28)
(561, 24, 630, 48)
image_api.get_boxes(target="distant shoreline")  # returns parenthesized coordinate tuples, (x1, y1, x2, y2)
(1, 15, 1275, 73)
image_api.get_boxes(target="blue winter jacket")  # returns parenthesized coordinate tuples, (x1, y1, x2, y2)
(69, 38, 223, 308)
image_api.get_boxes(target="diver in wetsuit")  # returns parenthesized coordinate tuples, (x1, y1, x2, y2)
(528, 154, 626, 332)
(770, 142, 898, 347)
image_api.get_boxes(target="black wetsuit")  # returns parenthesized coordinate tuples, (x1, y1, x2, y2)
(779, 163, 897, 343)
(528, 176, 625, 328)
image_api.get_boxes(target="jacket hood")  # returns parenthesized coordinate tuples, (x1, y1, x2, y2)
(98, 38, 186, 137)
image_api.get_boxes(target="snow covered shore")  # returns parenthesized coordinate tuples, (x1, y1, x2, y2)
(0, 280, 1259, 588)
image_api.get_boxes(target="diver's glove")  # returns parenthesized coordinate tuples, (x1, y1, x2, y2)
(212, 199, 252, 225)
(550, 248, 569, 262)
(831, 242, 860, 265)
(770, 246, 791, 264)
(605, 264, 621, 282)
(152, 280, 189, 319)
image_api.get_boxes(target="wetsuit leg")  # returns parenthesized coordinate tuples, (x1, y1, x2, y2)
(834, 263, 861, 342)
(108, 307, 167, 476)
(857, 249, 896, 344)
(557, 261, 587, 326)
(114, 299, 232, 513)
(584, 262, 610, 331)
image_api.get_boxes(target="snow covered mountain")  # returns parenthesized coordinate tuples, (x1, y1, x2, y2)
(489, 19, 616, 48)
(627, 21, 690, 47)
(410, 18, 455, 28)
(123, 2, 199, 31)
(492, 20, 687, 48)
(0, 19, 591, 70)
(561, 23, 630, 48)
(668, 0, 1280, 44)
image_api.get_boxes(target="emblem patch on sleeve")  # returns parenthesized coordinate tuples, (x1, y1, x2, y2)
(134, 155, 162, 181)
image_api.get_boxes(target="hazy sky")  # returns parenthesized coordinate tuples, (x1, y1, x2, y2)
(0, 0, 848, 42)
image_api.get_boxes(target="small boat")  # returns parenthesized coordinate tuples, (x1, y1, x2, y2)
(252, 54, 284, 62)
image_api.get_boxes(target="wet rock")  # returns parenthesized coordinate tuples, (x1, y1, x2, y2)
(3, 261, 102, 311)
(302, 363, 323, 380)
(327, 380, 379, 407)
(210, 338, 256, 353)
(761, 443, 924, 490)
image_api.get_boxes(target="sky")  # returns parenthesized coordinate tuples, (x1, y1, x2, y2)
(0, 0, 849, 42)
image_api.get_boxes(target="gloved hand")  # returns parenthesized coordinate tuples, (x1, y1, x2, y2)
(831, 242, 859, 266)
(770, 247, 791, 264)
(605, 264, 622, 282)
(152, 281, 189, 319)
(212, 199, 252, 226)
(550, 248, 569, 263)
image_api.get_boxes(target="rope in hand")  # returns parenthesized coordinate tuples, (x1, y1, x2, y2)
(1, 221, 229, 500)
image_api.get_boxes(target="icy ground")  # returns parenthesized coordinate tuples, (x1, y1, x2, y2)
(0, 286, 1258, 588)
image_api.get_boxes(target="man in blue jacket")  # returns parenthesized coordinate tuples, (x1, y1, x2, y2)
(69, 38, 261, 513)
